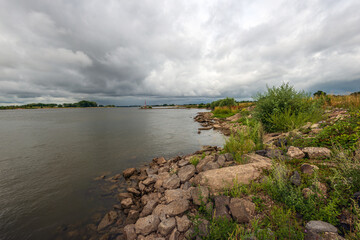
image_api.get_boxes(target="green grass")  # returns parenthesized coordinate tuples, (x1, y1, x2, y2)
(190, 156, 200, 166)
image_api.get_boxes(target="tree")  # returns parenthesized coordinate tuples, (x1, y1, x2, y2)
(313, 90, 326, 97)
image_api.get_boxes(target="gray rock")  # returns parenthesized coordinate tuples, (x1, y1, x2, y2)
(202, 161, 220, 171)
(214, 195, 231, 220)
(146, 167, 158, 176)
(301, 163, 319, 175)
(178, 159, 189, 167)
(216, 154, 226, 167)
(287, 146, 305, 159)
(303, 147, 331, 159)
(97, 211, 118, 231)
(198, 219, 209, 237)
(175, 215, 191, 232)
(140, 200, 158, 217)
(196, 156, 214, 172)
(229, 198, 255, 223)
(169, 228, 180, 240)
(135, 215, 160, 236)
(158, 217, 176, 236)
(265, 149, 283, 159)
(178, 165, 196, 183)
(163, 174, 180, 189)
(190, 186, 209, 205)
(224, 153, 233, 161)
(153, 199, 190, 217)
(290, 171, 301, 186)
(305, 220, 338, 233)
(182, 182, 192, 190)
(164, 189, 191, 203)
(124, 224, 137, 240)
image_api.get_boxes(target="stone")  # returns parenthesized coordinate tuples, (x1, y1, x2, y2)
(163, 174, 180, 189)
(123, 168, 137, 178)
(224, 153, 233, 161)
(178, 165, 196, 183)
(143, 177, 157, 186)
(312, 182, 327, 197)
(305, 220, 338, 233)
(217, 155, 226, 167)
(153, 199, 190, 217)
(154, 157, 167, 165)
(169, 228, 180, 240)
(125, 210, 139, 225)
(229, 198, 255, 223)
(135, 215, 160, 236)
(176, 215, 191, 232)
(290, 171, 301, 186)
(302, 188, 315, 199)
(214, 195, 231, 220)
(97, 211, 118, 231)
(265, 149, 283, 159)
(194, 154, 272, 193)
(202, 161, 220, 171)
(165, 189, 191, 203)
(141, 193, 160, 205)
(158, 217, 176, 236)
(127, 187, 141, 195)
(190, 186, 209, 205)
(121, 198, 133, 208)
(124, 224, 137, 240)
(303, 147, 331, 159)
(196, 156, 214, 172)
(118, 192, 133, 201)
(287, 146, 305, 159)
(301, 163, 319, 175)
(178, 159, 189, 167)
(140, 200, 158, 217)
(198, 219, 209, 237)
(146, 167, 158, 176)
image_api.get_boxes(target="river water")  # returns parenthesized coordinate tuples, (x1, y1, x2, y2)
(0, 108, 224, 240)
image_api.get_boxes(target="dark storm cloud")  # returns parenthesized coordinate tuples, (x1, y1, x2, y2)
(0, 0, 360, 105)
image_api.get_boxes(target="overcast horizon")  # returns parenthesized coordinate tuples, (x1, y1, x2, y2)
(1, 0, 360, 106)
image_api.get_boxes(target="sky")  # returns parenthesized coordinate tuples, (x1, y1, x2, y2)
(0, 0, 360, 106)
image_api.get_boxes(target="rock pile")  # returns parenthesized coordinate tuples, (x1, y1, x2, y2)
(91, 147, 272, 239)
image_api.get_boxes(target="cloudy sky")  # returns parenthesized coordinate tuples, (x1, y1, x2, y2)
(0, 0, 359, 105)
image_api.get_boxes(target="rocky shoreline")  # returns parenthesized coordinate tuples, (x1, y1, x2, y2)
(55, 109, 354, 240)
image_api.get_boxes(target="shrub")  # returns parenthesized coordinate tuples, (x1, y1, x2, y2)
(254, 83, 322, 132)
(212, 106, 238, 118)
(190, 156, 200, 166)
(210, 97, 237, 109)
(224, 119, 263, 164)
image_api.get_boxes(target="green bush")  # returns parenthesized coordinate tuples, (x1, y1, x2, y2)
(254, 83, 322, 132)
(224, 119, 263, 164)
(190, 156, 200, 166)
(210, 97, 237, 109)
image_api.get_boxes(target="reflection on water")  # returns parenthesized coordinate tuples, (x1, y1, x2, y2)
(0, 108, 224, 240)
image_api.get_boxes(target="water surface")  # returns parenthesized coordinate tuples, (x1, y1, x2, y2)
(0, 108, 224, 240)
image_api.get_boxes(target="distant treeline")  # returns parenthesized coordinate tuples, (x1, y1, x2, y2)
(0, 100, 115, 110)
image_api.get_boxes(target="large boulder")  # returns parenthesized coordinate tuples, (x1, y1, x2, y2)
(177, 165, 196, 183)
(135, 215, 160, 236)
(287, 146, 305, 159)
(153, 199, 190, 217)
(229, 198, 255, 223)
(303, 147, 331, 159)
(194, 154, 272, 193)
(304, 220, 344, 240)
(97, 211, 118, 231)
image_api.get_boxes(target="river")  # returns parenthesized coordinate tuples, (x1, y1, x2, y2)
(0, 108, 224, 240)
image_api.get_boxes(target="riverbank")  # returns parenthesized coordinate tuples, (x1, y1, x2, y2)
(55, 104, 359, 239)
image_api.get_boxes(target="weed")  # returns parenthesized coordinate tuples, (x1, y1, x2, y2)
(190, 156, 200, 166)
